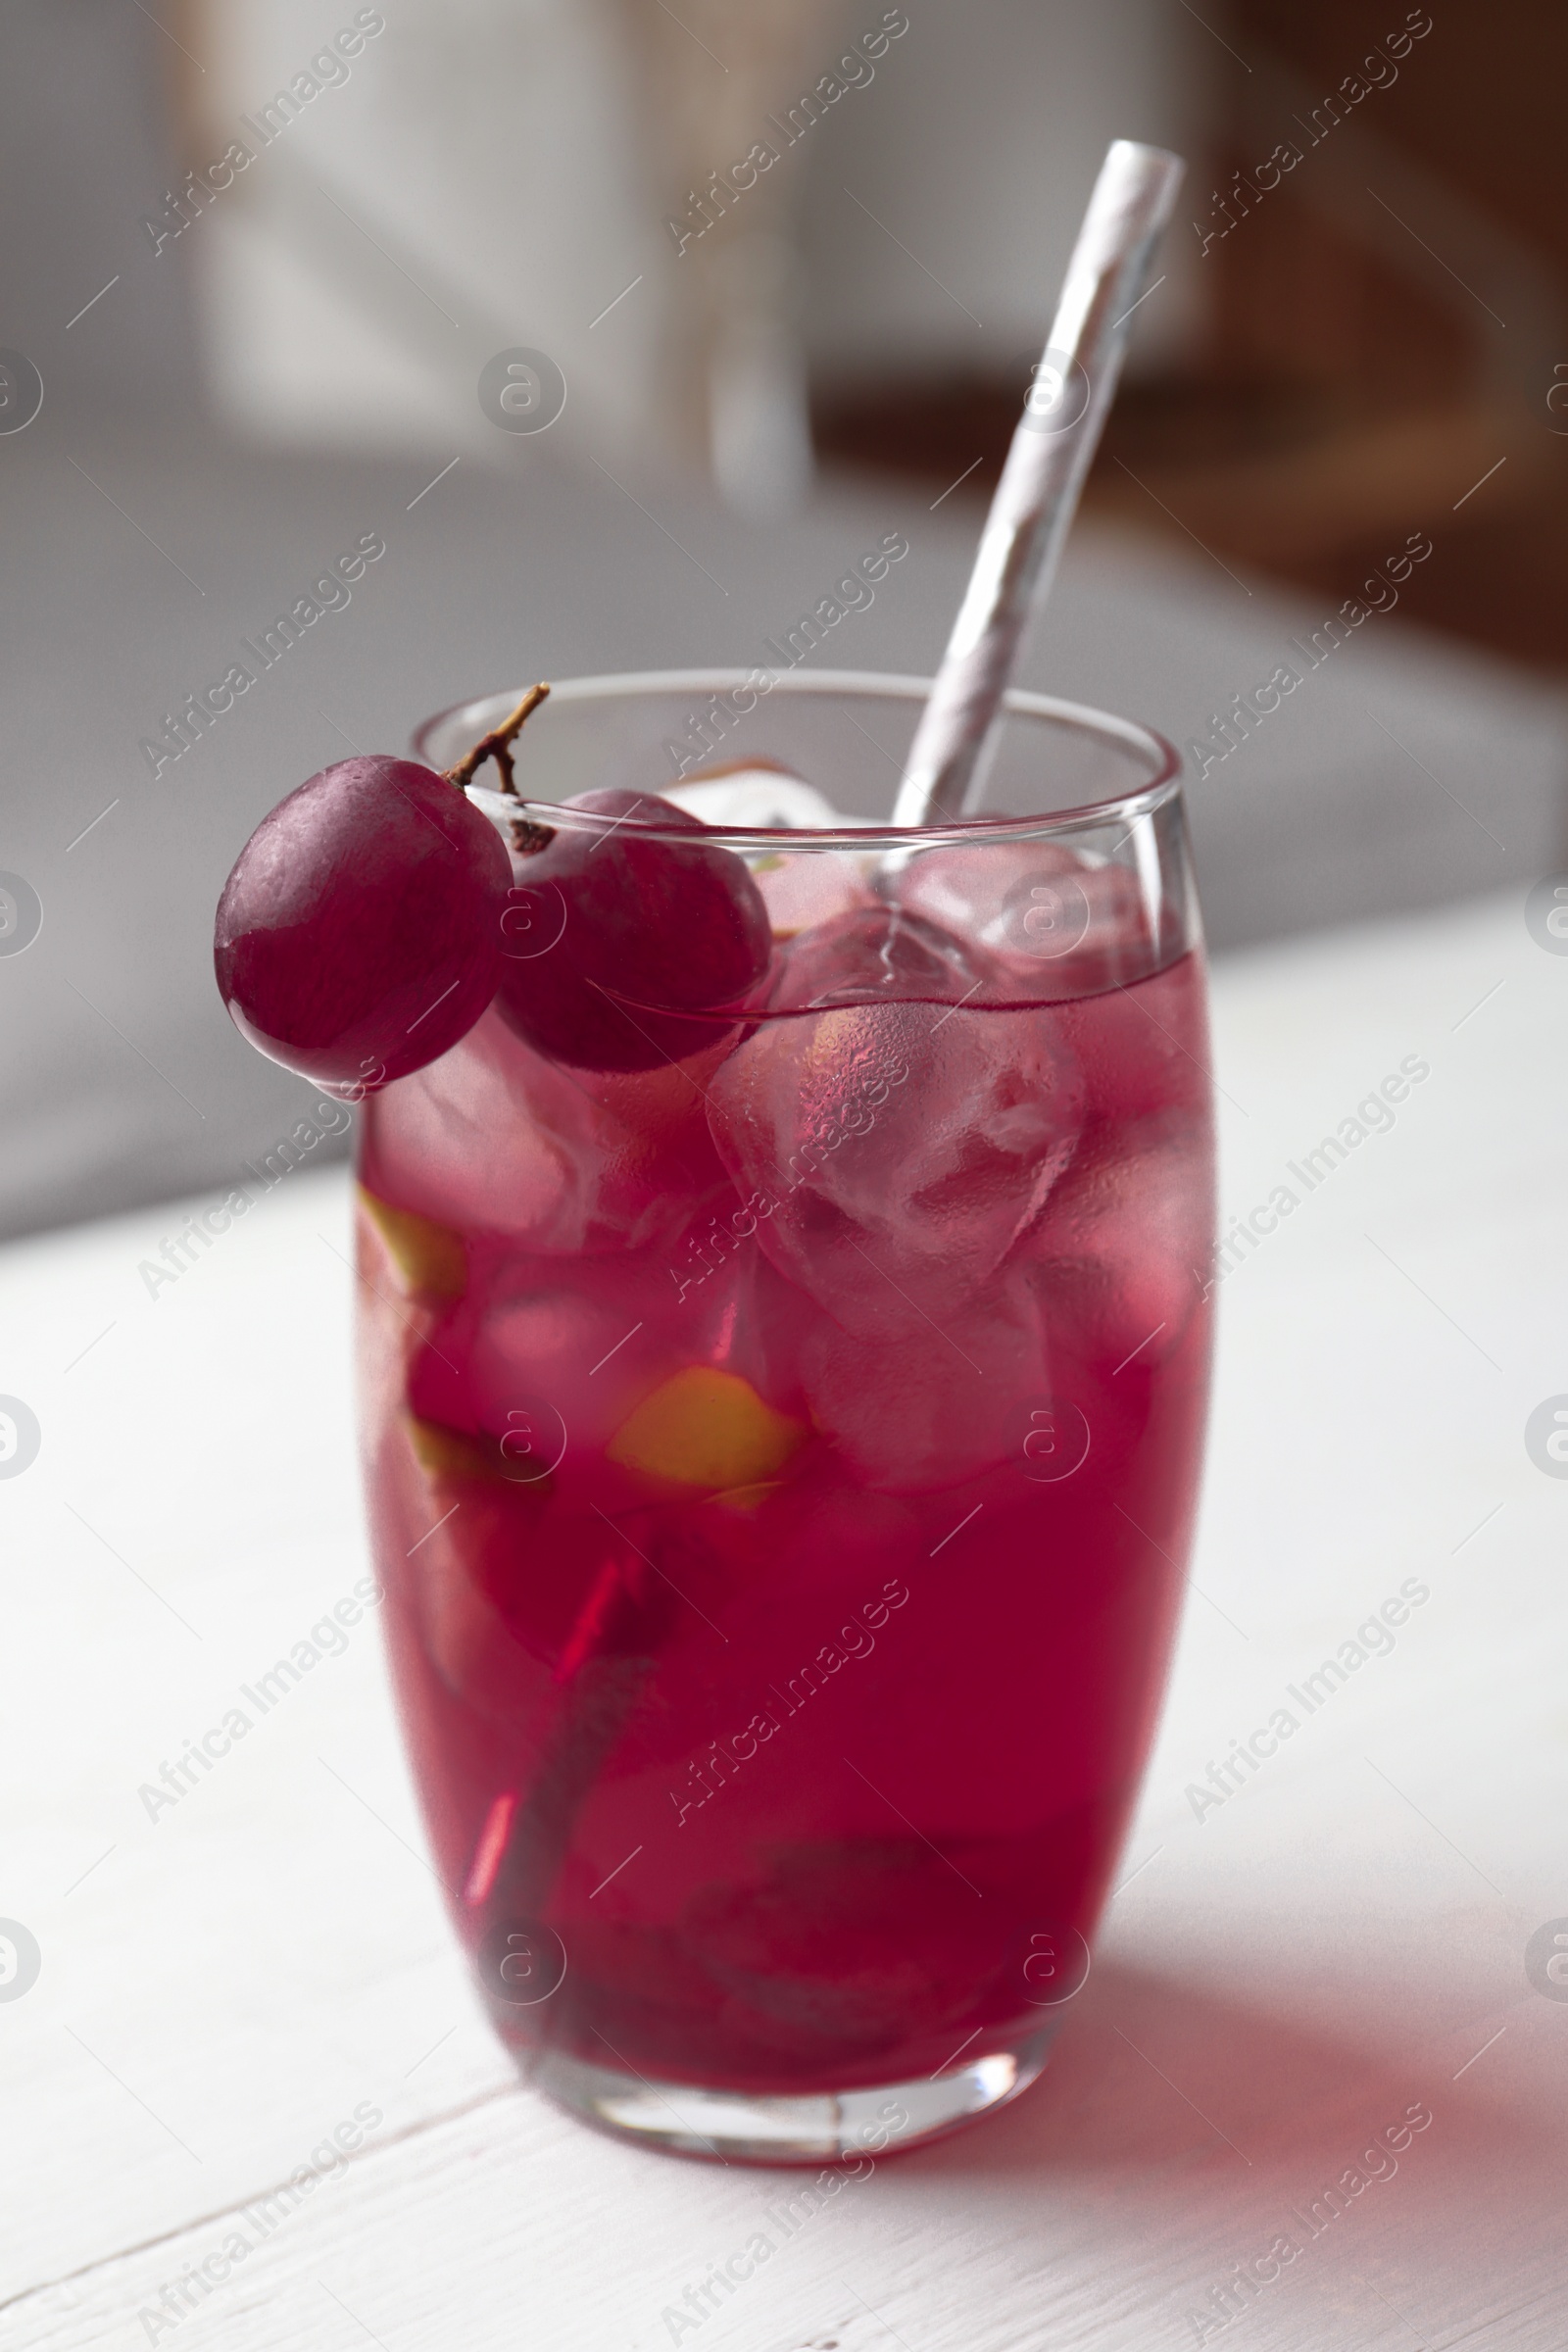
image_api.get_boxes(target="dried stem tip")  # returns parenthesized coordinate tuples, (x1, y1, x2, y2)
(444, 682, 551, 797)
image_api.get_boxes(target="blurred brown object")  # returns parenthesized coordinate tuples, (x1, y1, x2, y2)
(815, 0, 1568, 671)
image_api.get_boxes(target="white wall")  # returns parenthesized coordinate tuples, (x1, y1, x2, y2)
(184, 0, 1211, 469)
(798, 0, 1211, 379)
(190, 0, 665, 461)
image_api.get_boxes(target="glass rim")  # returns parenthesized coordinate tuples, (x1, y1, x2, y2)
(412, 668, 1182, 854)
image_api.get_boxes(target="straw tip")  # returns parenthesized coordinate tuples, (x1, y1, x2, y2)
(1104, 137, 1186, 182)
(1094, 140, 1186, 229)
(1106, 136, 1185, 166)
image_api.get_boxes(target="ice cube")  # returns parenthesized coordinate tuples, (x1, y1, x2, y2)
(706, 913, 1085, 1341)
(754, 851, 873, 941)
(466, 1257, 674, 1474)
(445, 1222, 816, 1506)
(895, 840, 1153, 989)
(664, 763, 844, 832)
(799, 1285, 1045, 1491)
(364, 1003, 734, 1255)
(1026, 1112, 1213, 1370)
(771, 903, 986, 1010)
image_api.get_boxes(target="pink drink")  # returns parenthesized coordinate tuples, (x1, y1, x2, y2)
(356, 676, 1214, 2158)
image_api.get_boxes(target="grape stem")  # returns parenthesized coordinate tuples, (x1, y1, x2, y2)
(443, 682, 551, 798)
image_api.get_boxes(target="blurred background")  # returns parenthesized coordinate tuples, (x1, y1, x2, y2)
(1, 0, 1563, 1239)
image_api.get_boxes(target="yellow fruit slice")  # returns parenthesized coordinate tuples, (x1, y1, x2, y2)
(359, 1187, 466, 1299)
(404, 1413, 554, 1497)
(608, 1368, 803, 1492)
(406, 1414, 492, 1483)
(710, 1480, 784, 1516)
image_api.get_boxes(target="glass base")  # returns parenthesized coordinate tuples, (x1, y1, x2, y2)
(523, 2029, 1057, 2163)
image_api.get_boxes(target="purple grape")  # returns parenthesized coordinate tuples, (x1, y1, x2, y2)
(493, 789, 772, 1072)
(215, 756, 512, 1097)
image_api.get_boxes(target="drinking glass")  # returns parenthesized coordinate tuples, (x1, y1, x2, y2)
(354, 669, 1214, 2161)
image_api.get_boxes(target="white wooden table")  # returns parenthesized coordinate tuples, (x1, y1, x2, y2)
(4, 886, 1566, 2350)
